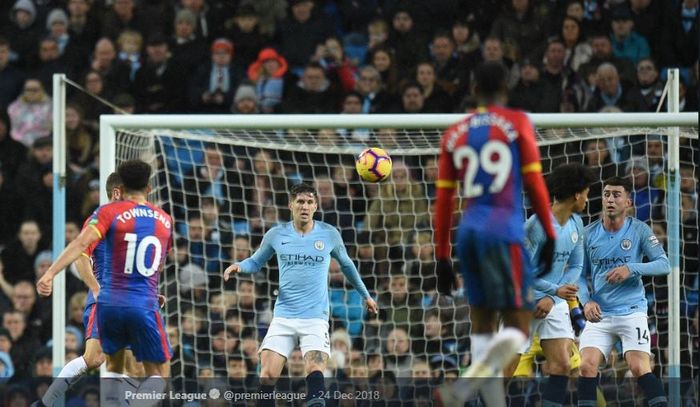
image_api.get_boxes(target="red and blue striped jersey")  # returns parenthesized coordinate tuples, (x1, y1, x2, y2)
(81, 217, 104, 308)
(437, 106, 543, 243)
(87, 200, 172, 310)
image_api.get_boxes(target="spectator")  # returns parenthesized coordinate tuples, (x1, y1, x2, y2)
(45, 8, 81, 69)
(383, 327, 413, 378)
(281, 62, 338, 113)
(65, 103, 95, 174)
(12, 280, 50, 342)
(7, 78, 52, 148)
(376, 274, 423, 337)
(387, 8, 428, 80)
(660, 0, 698, 68)
(0, 37, 26, 109)
(645, 135, 666, 190)
(311, 36, 357, 94)
(133, 33, 187, 113)
(5, 0, 41, 69)
(536, 39, 587, 112)
(66, 0, 100, 54)
(0, 109, 27, 181)
(100, 0, 148, 42)
(627, 157, 663, 222)
(451, 18, 481, 62)
(627, 58, 664, 112)
(415, 62, 454, 113)
(508, 57, 544, 112)
(86, 37, 130, 92)
(247, 48, 287, 113)
(609, 5, 650, 65)
(177, 0, 218, 41)
(221, 5, 268, 69)
(399, 82, 430, 113)
(170, 9, 208, 77)
(276, 0, 332, 74)
(474, 37, 518, 89)
(368, 46, 399, 96)
(230, 82, 260, 114)
(490, 0, 545, 60)
(430, 31, 469, 97)
(189, 38, 242, 113)
(70, 70, 113, 132)
(405, 230, 437, 293)
(354, 65, 397, 113)
(629, 0, 665, 58)
(3, 310, 40, 378)
(115, 29, 143, 82)
(31, 37, 72, 94)
(587, 62, 636, 112)
(0, 220, 44, 285)
(365, 17, 390, 60)
(14, 136, 52, 213)
(560, 16, 592, 72)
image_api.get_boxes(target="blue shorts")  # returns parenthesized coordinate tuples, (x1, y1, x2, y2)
(83, 303, 99, 340)
(456, 229, 534, 310)
(97, 305, 172, 363)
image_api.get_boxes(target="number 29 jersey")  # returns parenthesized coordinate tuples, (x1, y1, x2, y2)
(87, 200, 173, 310)
(439, 106, 542, 243)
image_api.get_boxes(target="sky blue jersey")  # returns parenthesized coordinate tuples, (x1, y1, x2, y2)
(238, 221, 370, 319)
(580, 217, 670, 316)
(525, 212, 584, 303)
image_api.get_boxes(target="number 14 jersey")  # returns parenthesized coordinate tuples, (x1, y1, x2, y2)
(87, 200, 173, 310)
(438, 106, 542, 243)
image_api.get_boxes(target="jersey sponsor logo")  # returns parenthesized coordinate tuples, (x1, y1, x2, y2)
(553, 251, 572, 262)
(571, 231, 578, 243)
(279, 253, 325, 266)
(648, 235, 660, 247)
(314, 240, 324, 251)
(591, 255, 631, 267)
(621, 239, 632, 250)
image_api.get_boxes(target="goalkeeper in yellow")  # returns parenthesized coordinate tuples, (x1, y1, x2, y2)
(515, 163, 595, 407)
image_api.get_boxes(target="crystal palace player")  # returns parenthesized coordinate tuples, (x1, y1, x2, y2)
(38, 160, 173, 406)
(578, 176, 669, 407)
(224, 183, 377, 407)
(434, 62, 556, 405)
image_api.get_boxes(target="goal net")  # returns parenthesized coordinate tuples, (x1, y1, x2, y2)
(106, 113, 697, 404)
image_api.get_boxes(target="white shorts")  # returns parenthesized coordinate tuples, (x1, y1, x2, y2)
(521, 301, 575, 353)
(579, 312, 651, 361)
(259, 317, 331, 359)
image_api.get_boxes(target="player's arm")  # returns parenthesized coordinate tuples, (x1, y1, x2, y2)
(526, 216, 559, 297)
(560, 219, 585, 286)
(75, 254, 100, 298)
(627, 224, 670, 277)
(434, 126, 459, 295)
(224, 230, 276, 280)
(37, 226, 101, 297)
(331, 230, 378, 314)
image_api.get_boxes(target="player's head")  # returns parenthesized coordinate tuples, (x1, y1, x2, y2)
(288, 183, 318, 224)
(602, 176, 633, 218)
(473, 61, 508, 104)
(547, 163, 596, 212)
(117, 160, 151, 194)
(105, 172, 123, 201)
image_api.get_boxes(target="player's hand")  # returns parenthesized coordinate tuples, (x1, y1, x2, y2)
(365, 298, 378, 314)
(37, 274, 54, 297)
(224, 263, 241, 281)
(605, 265, 631, 284)
(537, 237, 556, 277)
(583, 301, 602, 322)
(534, 296, 554, 319)
(556, 284, 578, 301)
(158, 294, 166, 308)
(92, 287, 100, 301)
(436, 259, 457, 296)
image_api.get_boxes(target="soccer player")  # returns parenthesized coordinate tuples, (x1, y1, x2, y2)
(515, 163, 595, 407)
(37, 160, 173, 406)
(577, 176, 670, 407)
(433, 61, 556, 406)
(224, 183, 378, 407)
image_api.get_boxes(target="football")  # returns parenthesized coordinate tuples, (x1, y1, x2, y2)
(356, 147, 392, 182)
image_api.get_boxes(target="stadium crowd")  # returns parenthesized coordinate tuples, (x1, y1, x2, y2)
(0, 0, 698, 404)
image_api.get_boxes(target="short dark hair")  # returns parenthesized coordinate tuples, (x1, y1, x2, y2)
(117, 160, 151, 193)
(289, 183, 317, 201)
(473, 62, 508, 98)
(603, 176, 632, 194)
(105, 172, 122, 198)
(547, 163, 596, 201)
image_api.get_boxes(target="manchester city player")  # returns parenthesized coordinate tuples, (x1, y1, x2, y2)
(516, 163, 595, 407)
(224, 183, 378, 407)
(578, 176, 670, 407)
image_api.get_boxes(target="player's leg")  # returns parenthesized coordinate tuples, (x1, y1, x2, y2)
(619, 313, 667, 407)
(538, 301, 576, 407)
(578, 318, 615, 407)
(257, 318, 297, 407)
(97, 305, 133, 407)
(40, 305, 106, 407)
(299, 319, 331, 407)
(124, 349, 146, 378)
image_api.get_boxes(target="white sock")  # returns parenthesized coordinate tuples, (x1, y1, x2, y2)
(470, 333, 493, 364)
(131, 376, 167, 407)
(487, 327, 527, 371)
(42, 357, 88, 406)
(102, 371, 128, 407)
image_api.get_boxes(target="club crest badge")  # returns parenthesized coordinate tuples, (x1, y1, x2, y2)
(621, 239, 632, 250)
(314, 240, 324, 251)
(571, 231, 578, 243)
